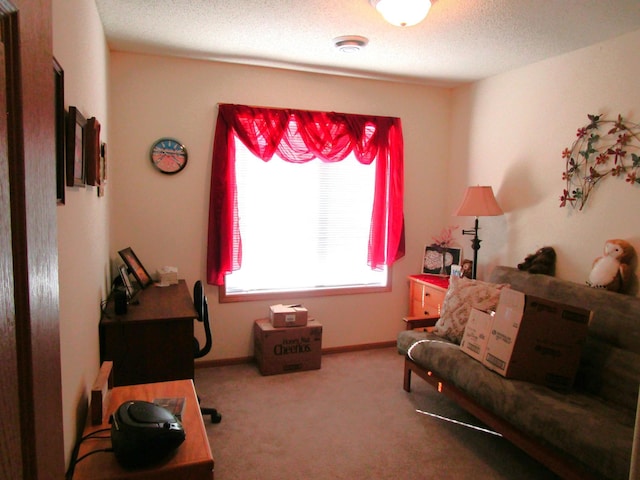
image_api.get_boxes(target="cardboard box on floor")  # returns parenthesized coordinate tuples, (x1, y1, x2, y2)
(254, 318, 322, 375)
(482, 289, 592, 390)
(269, 304, 308, 327)
(460, 308, 494, 362)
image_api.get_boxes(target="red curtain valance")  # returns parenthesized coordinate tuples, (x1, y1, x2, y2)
(206, 103, 405, 285)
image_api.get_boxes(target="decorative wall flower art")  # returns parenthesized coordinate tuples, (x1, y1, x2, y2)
(560, 114, 640, 210)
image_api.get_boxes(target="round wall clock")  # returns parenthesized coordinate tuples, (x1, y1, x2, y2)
(150, 138, 188, 174)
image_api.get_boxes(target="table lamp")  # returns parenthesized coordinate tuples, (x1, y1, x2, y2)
(454, 186, 504, 279)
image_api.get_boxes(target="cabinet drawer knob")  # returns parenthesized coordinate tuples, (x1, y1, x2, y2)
(424, 292, 430, 297)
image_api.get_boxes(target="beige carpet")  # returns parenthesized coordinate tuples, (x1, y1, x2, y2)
(195, 347, 559, 480)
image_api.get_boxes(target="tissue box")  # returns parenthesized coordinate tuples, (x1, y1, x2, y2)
(269, 304, 308, 327)
(157, 266, 178, 285)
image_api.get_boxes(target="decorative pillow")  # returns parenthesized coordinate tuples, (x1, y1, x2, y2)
(433, 276, 509, 344)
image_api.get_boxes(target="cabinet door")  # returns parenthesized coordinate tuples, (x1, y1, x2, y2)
(101, 320, 194, 386)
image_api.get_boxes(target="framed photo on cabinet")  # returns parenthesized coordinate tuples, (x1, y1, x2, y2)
(422, 245, 462, 276)
(118, 247, 153, 289)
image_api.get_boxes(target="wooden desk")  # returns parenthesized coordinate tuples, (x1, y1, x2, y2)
(101, 280, 198, 386)
(73, 380, 214, 479)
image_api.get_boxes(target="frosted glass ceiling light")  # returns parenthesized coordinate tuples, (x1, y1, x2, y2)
(369, 0, 432, 27)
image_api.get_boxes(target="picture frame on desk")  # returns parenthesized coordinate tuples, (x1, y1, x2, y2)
(422, 245, 462, 276)
(118, 247, 153, 288)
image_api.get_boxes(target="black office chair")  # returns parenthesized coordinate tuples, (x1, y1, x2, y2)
(193, 280, 222, 424)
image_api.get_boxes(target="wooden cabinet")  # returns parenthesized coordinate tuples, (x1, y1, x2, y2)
(404, 275, 449, 330)
(100, 280, 197, 386)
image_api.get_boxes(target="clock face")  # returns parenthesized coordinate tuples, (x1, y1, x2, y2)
(150, 138, 188, 174)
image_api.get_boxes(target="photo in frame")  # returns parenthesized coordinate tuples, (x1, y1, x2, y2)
(97, 142, 107, 197)
(118, 247, 153, 289)
(85, 116, 101, 186)
(66, 106, 86, 187)
(118, 263, 135, 299)
(422, 245, 462, 276)
(54, 57, 65, 204)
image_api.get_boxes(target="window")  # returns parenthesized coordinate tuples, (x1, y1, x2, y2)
(207, 104, 405, 300)
(224, 137, 387, 297)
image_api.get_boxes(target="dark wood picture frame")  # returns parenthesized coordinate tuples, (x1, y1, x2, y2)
(85, 117, 101, 186)
(118, 247, 153, 289)
(66, 106, 86, 187)
(97, 142, 107, 197)
(54, 57, 65, 204)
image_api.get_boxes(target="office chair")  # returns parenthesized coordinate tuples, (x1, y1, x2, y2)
(193, 280, 222, 424)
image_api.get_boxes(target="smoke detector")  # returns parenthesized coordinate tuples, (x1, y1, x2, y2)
(333, 35, 369, 54)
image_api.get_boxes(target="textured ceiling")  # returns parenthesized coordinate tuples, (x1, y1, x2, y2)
(94, 0, 640, 85)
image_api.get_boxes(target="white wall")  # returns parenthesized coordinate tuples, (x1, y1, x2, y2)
(108, 53, 452, 361)
(450, 29, 640, 288)
(52, 0, 110, 466)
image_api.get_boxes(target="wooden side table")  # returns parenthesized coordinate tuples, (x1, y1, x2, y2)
(404, 274, 449, 330)
(72, 379, 214, 479)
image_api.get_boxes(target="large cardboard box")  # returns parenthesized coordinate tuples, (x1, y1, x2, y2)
(460, 308, 494, 362)
(254, 318, 322, 375)
(269, 304, 308, 327)
(483, 289, 592, 389)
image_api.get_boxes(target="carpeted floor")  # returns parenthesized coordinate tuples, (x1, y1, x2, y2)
(195, 347, 560, 480)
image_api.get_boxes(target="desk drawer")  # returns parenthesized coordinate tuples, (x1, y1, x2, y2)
(409, 281, 446, 317)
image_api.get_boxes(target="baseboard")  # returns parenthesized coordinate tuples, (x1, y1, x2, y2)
(195, 340, 397, 369)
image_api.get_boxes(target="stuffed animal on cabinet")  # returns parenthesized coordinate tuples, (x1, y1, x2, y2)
(517, 246, 556, 276)
(587, 239, 635, 293)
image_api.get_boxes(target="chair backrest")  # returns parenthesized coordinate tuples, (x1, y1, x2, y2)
(193, 280, 212, 359)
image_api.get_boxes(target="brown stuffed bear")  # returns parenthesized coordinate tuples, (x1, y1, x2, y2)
(517, 246, 556, 276)
(587, 239, 635, 293)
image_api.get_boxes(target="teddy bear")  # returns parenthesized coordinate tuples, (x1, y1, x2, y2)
(517, 246, 556, 276)
(587, 239, 635, 293)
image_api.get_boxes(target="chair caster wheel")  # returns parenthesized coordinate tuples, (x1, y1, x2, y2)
(211, 412, 222, 424)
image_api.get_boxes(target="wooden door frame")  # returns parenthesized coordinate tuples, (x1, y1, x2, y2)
(1, 0, 64, 478)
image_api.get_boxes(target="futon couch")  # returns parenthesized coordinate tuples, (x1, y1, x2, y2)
(398, 266, 640, 480)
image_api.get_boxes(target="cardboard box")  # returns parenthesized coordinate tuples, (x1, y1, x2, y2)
(254, 318, 322, 375)
(269, 304, 308, 327)
(460, 308, 494, 362)
(483, 289, 592, 389)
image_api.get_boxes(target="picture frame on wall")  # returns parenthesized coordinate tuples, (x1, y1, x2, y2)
(54, 57, 65, 204)
(422, 245, 462, 276)
(118, 247, 153, 289)
(97, 142, 107, 197)
(66, 106, 87, 187)
(85, 116, 101, 186)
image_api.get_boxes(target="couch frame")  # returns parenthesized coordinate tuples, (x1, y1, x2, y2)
(403, 355, 599, 480)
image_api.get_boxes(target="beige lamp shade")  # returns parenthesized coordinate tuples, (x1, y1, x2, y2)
(454, 186, 503, 217)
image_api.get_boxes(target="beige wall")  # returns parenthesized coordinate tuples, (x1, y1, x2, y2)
(450, 29, 640, 286)
(52, 0, 640, 468)
(53, 0, 110, 466)
(108, 53, 452, 361)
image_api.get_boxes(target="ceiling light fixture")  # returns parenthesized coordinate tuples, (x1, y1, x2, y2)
(333, 35, 369, 54)
(369, 0, 432, 27)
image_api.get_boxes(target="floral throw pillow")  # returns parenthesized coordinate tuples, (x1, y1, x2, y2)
(433, 276, 509, 344)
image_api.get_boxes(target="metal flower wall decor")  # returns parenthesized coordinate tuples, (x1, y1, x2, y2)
(560, 114, 640, 210)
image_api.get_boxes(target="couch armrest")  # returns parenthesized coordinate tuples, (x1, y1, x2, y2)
(403, 315, 439, 330)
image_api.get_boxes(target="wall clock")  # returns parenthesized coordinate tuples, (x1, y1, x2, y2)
(150, 138, 188, 174)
